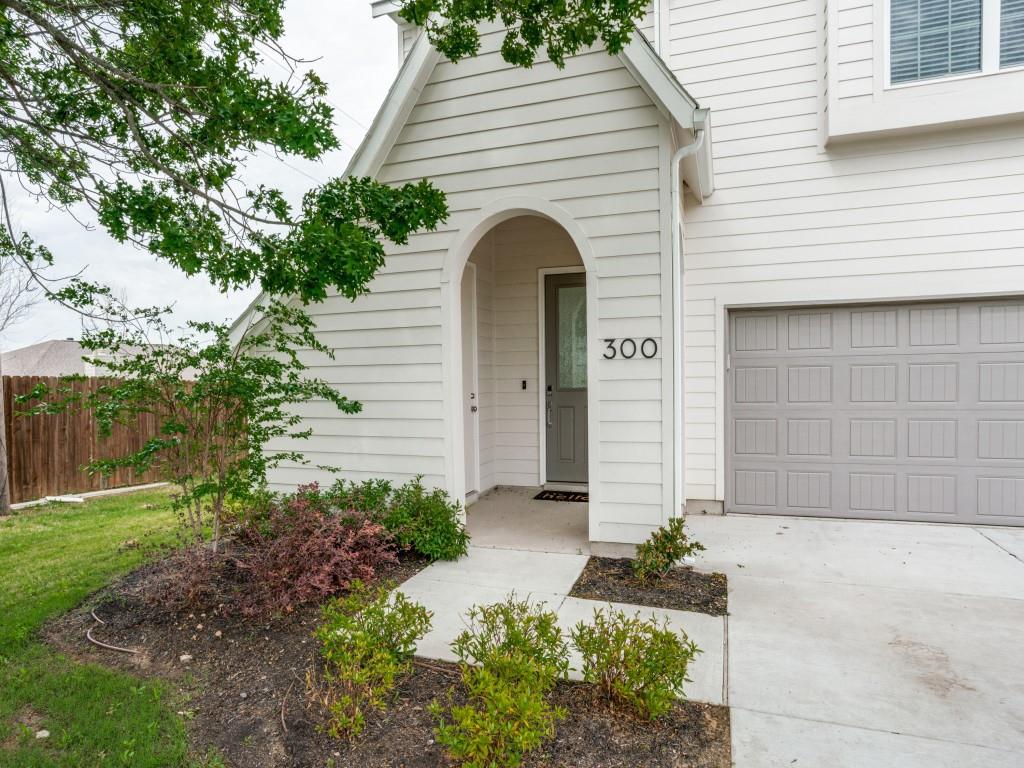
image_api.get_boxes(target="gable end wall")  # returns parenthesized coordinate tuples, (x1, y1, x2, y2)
(271, 26, 678, 543)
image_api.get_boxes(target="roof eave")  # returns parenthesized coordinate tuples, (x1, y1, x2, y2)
(370, 1, 401, 19)
(619, 35, 714, 201)
(345, 32, 440, 179)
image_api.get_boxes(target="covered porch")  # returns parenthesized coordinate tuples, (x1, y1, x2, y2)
(466, 486, 590, 555)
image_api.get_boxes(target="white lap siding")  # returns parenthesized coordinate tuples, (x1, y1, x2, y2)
(671, 0, 1024, 502)
(271, 27, 675, 542)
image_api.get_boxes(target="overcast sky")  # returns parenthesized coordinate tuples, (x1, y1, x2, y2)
(2, 1, 399, 351)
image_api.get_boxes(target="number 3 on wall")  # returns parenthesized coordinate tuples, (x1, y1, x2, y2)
(602, 338, 658, 359)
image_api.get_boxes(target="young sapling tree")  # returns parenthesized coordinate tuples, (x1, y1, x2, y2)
(19, 280, 356, 550)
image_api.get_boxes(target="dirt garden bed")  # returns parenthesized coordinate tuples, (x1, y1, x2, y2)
(44, 553, 730, 767)
(569, 556, 729, 615)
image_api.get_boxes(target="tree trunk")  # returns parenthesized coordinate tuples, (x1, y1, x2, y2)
(0, 356, 11, 515)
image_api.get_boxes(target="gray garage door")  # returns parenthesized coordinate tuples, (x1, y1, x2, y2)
(727, 300, 1024, 526)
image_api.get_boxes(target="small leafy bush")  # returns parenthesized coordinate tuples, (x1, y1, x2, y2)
(450, 596, 569, 687)
(311, 579, 432, 739)
(632, 516, 705, 582)
(327, 478, 395, 521)
(431, 596, 569, 767)
(383, 476, 469, 561)
(570, 607, 700, 720)
(431, 667, 561, 768)
(232, 490, 397, 616)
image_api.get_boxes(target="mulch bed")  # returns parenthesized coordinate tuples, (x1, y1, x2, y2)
(44, 552, 730, 767)
(569, 556, 729, 616)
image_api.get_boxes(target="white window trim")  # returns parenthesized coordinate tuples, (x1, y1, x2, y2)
(882, 0, 1024, 90)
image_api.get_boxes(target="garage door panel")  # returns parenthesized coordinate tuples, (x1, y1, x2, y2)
(727, 299, 1024, 526)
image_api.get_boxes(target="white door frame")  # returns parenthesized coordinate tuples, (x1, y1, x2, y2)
(537, 266, 587, 488)
(462, 262, 481, 497)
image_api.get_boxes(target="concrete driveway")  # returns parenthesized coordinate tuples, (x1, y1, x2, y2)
(689, 515, 1024, 767)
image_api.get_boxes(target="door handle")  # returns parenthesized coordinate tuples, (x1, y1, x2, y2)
(546, 402, 552, 427)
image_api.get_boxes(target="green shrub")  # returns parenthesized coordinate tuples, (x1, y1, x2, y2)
(570, 607, 700, 720)
(328, 478, 395, 521)
(451, 595, 569, 687)
(311, 579, 432, 739)
(384, 476, 469, 561)
(632, 516, 705, 582)
(431, 596, 569, 767)
(430, 667, 561, 768)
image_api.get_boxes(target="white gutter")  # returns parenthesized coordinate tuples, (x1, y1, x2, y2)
(671, 115, 708, 519)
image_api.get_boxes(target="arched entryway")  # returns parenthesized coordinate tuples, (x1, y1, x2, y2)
(443, 200, 599, 547)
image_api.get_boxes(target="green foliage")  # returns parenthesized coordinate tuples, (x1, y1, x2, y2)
(632, 516, 706, 582)
(17, 284, 356, 550)
(570, 607, 700, 720)
(383, 476, 469, 561)
(400, 0, 650, 68)
(449, 596, 569, 688)
(328, 478, 396, 520)
(431, 596, 568, 767)
(430, 665, 562, 768)
(0, 490, 195, 766)
(312, 579, 432, 739)
(1, 0, 448, 303)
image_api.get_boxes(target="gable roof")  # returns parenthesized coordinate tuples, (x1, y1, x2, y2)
(231, 27, 713, 338)
(346, 27, 709, 184)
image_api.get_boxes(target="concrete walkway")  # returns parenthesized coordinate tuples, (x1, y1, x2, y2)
(402, 516, 1024, 766)
(398, 546, 727, 705)
(689, 514, 1024, 768)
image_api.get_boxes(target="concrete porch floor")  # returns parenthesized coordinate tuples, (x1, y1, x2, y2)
(466, 486, 590, 555)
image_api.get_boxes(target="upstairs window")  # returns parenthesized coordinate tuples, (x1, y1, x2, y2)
(890, 0, 983, 83)
(889, 0, 1024, 84)
(1004, 0, 1024, 66)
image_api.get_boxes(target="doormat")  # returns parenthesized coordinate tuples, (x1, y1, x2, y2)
(533, 490, 589, 503)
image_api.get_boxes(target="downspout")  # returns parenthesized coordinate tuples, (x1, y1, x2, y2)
(653, 0, 661, 56)
(670, 120, 707, 519)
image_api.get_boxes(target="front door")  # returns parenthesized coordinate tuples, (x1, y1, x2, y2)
(545, 272, 588, 484)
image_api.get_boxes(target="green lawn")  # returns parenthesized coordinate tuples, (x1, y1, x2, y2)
(0, 489, 217, 767)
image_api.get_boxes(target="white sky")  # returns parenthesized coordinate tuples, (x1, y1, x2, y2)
(2, 1, 399, 350)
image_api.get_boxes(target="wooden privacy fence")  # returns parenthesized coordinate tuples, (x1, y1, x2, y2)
(4, 376, 164, 504)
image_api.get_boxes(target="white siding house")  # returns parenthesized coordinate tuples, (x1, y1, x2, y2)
(245, 0, 1024, 539)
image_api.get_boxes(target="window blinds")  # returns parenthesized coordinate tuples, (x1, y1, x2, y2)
(1003, 0, 1024, 66)
(890, 0, 983, 83)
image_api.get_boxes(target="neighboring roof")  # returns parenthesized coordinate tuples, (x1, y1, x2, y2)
(2, 340, 94, 377)
(2, 339, 198, 379)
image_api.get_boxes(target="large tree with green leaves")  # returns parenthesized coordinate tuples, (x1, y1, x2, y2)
(0, 0, 649, 511)
(400, 0, 649, 67)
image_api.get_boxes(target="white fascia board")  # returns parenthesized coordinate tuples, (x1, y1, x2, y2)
(345, 32, 440, 178)
(620, 35, 713, 200)
(618, 34, 699, 130)
(229, 34, 439, 339)
(371, 1, 401, 18)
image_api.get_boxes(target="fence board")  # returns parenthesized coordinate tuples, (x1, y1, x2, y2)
(4, 376, 164, 503)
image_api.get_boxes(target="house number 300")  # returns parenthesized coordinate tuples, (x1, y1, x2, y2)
(602, 338, 658, 359)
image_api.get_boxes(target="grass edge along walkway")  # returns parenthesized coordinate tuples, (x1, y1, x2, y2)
(0, 488, 221, 767)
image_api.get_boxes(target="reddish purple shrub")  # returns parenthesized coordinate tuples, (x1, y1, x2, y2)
(153, 545, 233, 610)
(231, 488, 398, 616)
